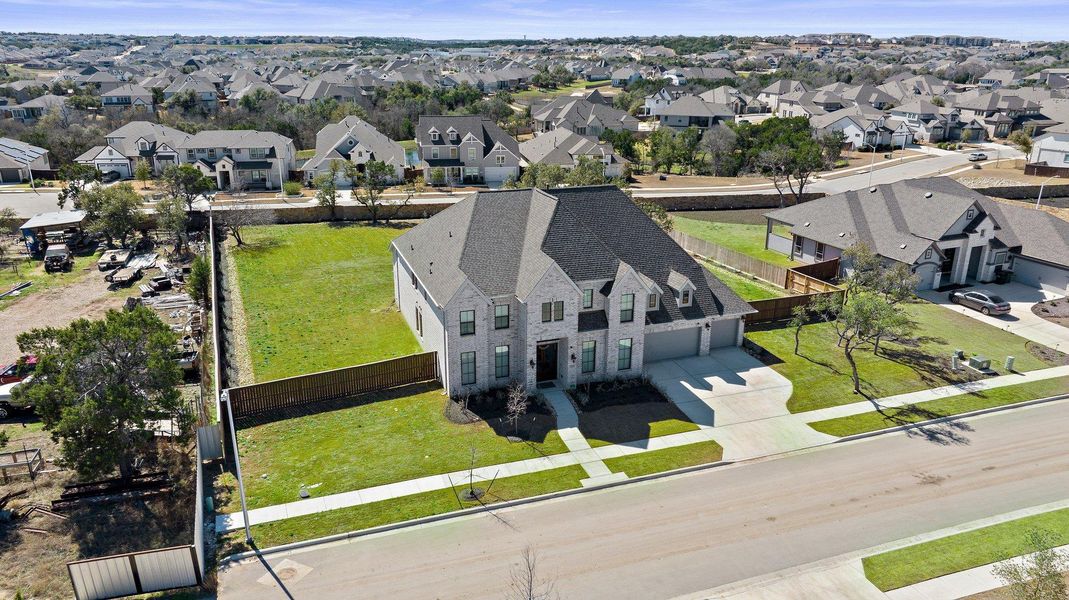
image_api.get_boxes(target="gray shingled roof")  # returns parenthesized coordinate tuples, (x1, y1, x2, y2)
(394, 186, 752, 323)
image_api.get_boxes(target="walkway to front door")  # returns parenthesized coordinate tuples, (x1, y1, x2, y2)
(537, 341, 558, 383)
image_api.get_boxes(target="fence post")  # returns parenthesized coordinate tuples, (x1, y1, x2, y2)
(223, 390, 253, 544)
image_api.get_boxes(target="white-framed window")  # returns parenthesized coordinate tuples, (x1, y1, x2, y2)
(647, 293, 658, 309)
(448, 130, 458, 141)
(208, 148, 217, 159)
(139, 141, 148, 150)
(680, 290, 691, 306)
(415, 306, 423, 337)
(449, 147, 458, 159)
(496, 154, 506, 166)
(468, 148, 477, 162)
(815, 242, 826, 261)
(582, 289, 593, 309)
(793, 236, 803, 257)
(460, 352, 476, 385)
(186, 149, 195, 161)
(250, 147, 267, 160)
(430, 131, 439, 141)
(431, 148, 439, 159)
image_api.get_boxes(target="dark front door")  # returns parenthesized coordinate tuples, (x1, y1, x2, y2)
(966, 247, 982, 281)
(940, 247, 957, 277)
(536, 342, 558, 383)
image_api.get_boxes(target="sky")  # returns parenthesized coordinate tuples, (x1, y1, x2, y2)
(1, 0, 1067, 41)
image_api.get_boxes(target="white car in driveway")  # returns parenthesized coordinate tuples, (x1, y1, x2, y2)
(968, 152, 988, 162)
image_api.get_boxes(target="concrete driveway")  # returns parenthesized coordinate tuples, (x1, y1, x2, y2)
(644, 348, 832, 459)
(918, 281, 1069, 351)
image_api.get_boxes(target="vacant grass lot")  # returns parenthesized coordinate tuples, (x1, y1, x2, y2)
(230, 223, 421, 381)
(0, 253, 99, 308)
(674, 215, 798, 268)
(746, 301, 1056, 413)
(604, 440, 724, 477)
(863, 508, 1069, 591)
(220, 465, 587, 553)
(230, 387, 569, 511)
(512, 79, 610, 103)
(702, 260, 787, 301)
(808, 376, 1069, 437)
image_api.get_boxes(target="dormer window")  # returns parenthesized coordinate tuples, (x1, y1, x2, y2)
(139, 141, 148, 150)
(647, 293, 658, 310)
(680, 290, 692, 307)
(429, 129, 439, 141)
(447, 128, 458, 141)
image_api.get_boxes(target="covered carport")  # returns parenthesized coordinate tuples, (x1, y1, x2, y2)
(19, 210, 88, 254)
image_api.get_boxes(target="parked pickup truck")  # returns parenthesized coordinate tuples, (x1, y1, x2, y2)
(0, 376, 33, 419)
(97, 248, 132, 271)
(43, 244, 73, 273)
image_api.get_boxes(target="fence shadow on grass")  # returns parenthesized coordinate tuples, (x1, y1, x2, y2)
(232, 381, 443, 429)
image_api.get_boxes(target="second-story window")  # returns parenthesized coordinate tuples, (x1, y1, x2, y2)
(553, 300, 564, 321)
(250, 147, 267, 160)
(186, 149, 195, 161)
(494, 304, 509, 329)
(431, 148, 440, 159)
(541, 302, 552, 323)
(620, 293, 634, 323)
(647, 293, 658, 309)
(449, 147, 458, 159)
(468, 148, 477, 162)
(208, 148, 216, 159)
(459, 310, 475, 336)
(496, 154, 506, 166)
(582, 289, 593, 309)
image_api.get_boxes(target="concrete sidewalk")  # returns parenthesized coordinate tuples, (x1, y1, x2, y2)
(686, 499, 1069, 600)
(217, 362, 1069, 533)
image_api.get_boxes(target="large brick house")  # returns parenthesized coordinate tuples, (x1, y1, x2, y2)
(392, 185, 753, 395)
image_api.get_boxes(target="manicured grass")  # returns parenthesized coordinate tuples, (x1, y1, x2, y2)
(808, 376, 1069, 437)
(862, 508, 1069, 591)
(746, 301, 1056, 413)
(232, 387, 569, 511)
(230, 223, 421, 381)
(512, 79, 610, 102)
(604, 440, 724, 477)
(702, 260, 787, 301)
(674, 216, 798, 268)
(398, 139, 417, 151)
(295, 149, 316, 160)
(221, 465, 587, 553)
(0, 253, 99, 308)
(584, 414, 699, 448)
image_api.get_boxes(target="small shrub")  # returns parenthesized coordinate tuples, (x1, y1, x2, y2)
(833, 159, 849, 169)
(282, 181, 303, 196)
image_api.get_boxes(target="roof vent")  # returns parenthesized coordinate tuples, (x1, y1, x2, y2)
(839, 232, 846, 237)
(804, 222, 810, 227)
(900, 244, 907, 249)
(869, 187, 878, 193)
(924, 192, 933, 198)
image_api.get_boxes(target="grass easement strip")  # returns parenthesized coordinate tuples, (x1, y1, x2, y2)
(862, 508, 1069, 591)
(603, 440, 724, 478)
(808, 376, 1069, 437)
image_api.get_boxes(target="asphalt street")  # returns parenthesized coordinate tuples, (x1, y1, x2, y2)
(218, 399, 1069, 600)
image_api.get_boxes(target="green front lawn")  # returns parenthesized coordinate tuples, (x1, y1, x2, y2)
(398, 139, 417, 151)
(702, 260, 787, 301)
(0, 253, 99, 308)
(808, 376, 1069, 437)
(231, 388, 569, 511)
(230, 223, 421, 381)
(604, 440, 724, 477)
(674, 216, 798, 268)
(295, 149, 316, 160)
(746, 301, 1056, 413)
(863, 508, 1069, 591)
(221, 465, 587, 554)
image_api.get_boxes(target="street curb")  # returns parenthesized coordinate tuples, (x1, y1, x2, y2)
(218, 457, 733, 564)
(218, 394, 1069, 565)
(830, 392, 1069, 443)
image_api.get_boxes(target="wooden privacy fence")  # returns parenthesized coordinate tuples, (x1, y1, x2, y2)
(786, 258, 842, 294)
(226, 352, 440, 419)
(745, 290, 845, 324)
(671, 231, 788, 287)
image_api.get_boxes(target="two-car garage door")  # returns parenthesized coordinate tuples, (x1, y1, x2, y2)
(643, 319, 739, 363)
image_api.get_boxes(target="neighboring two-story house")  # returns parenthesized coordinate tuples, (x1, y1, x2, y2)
(391, 185, 753, 395)
(74, 121, 190, 178)
(303, 115, 407, 184)
(0, 94, 67, 124)
(101, 83, 155, 111)
(417, 115, 521, 186)
(763, 177, 1069, 294)
(531, 91, 640, 136)
(178, 130, 296, 191)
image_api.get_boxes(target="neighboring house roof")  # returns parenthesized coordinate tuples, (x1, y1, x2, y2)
(975, 197, 1069, 268)
(659, 94, 735, 119)
(180, 129, 292, 151)
(416, 115, 520, 158)
(759, 79, 807, 95)
(532, 97, 639, 132)
(518, 128, 624, 167)
(0, 137, 48, 166)
(101, 83, 152, 99)
(766, 178, 984, 264)
(305, 115, 406, 171)
(393, 185, 751, 323)
(97, 121, 189, 158)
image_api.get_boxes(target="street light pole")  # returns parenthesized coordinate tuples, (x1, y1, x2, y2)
(863, 142, 878, 188)
(1036, 174, 1060, 209)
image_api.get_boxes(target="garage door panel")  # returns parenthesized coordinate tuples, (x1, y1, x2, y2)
(644, 328, 701, 363)
(708, 319, 737, 349)
(1013, 258, 1069, 296)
